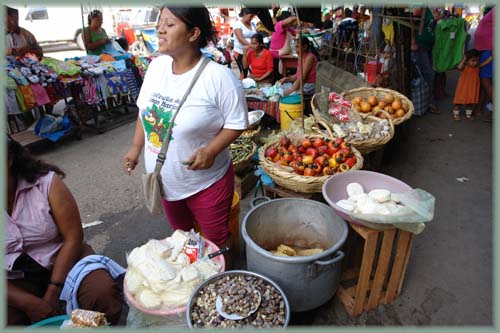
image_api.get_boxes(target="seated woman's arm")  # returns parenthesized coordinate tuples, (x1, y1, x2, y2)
(284, 54, 315, 96)
(84, 29, 110, 51)
(42, 175, 84, 309)
(8, 281, 56, 323)
(242, 46, 250, 69)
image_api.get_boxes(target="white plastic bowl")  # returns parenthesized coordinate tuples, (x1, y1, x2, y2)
(248, 110, 265, 129)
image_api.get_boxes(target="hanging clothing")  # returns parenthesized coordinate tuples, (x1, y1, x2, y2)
(432, 17, 467, 72)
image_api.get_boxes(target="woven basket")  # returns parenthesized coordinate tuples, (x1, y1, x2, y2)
(258, 133, 364, 193)
(240, 125, 261, 142)
(311, 93, 395, 155)
(341, 87, 414, 126)
(232, 140, 257, 175)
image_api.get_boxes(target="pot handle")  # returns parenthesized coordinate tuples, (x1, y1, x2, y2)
(250, 196, 271, 208)
(313, 250, 345, 266)
(307, 251, 345, 280)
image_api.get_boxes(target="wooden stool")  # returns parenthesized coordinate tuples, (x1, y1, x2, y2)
(336, 222, 413, 317)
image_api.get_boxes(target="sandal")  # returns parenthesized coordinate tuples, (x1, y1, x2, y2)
(429, 105, 441, 114)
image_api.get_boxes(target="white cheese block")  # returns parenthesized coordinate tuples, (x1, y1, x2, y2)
(336, 199, 355, 212)
(349, 192, 368, 202)
(346, 182, 365, 197)
(137, 289, 162, 310)
(369, 189, 392, 203)
(180, 265, 200, 282)
(124, 268, 144, 295)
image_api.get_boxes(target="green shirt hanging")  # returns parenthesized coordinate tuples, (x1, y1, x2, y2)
(432, 17, 467, 73)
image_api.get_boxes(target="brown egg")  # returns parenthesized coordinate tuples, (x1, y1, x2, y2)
(385, 106, 395, 114)
(367, 95, 378, 106)
(372, 106, 380, 113)
(352, 96, 362, 106)
(401, 101, 410, 112)
(391, 99, 402, 111)
(376, 111, 388, 119)
(395, 109, 405, 118)
(360, 101, 372, 113)
(378, 101, 387, 109)
(384, 94, 394, 104)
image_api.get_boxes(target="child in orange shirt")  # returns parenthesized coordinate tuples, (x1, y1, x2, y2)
(452, 49, 481, 120)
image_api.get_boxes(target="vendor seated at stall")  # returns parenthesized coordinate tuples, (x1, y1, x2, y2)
(5, 6, 43, 58)
(6, 135, 123, 326)
(242, 33, 274, 85)
(278, 36, 319, 96)
(84, 9, 111, 55)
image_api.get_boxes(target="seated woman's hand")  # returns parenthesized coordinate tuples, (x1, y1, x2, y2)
(278, 77, 287, 84)
(25, 296, 58, 323)
(186, 147, 216, 170)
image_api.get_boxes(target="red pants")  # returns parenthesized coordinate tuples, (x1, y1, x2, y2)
(7, 244, 122, 326)
(161, 163, 234, 246)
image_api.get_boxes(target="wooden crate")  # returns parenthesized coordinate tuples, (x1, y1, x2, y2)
(262, 184, 317, 200)
(235, 170, 259, 199)
(336, 222, 413, 317)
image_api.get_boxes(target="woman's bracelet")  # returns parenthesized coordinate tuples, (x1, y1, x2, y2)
(48, 281, 64, 289)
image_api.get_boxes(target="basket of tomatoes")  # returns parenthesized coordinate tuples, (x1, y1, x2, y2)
(341, 87, 414, 126)
(258, 134, 363, 193)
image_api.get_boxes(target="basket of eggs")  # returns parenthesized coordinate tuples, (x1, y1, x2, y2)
(341, 87, 414, 126)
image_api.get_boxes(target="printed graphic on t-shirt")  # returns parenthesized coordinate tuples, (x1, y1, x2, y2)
(142, 92, 180, 152)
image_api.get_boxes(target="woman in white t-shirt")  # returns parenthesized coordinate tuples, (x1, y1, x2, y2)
(233, 8, 257, 79)
(122, 6, 248, 267)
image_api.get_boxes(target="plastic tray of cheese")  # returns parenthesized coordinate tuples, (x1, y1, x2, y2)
(124, 230, 225, 315)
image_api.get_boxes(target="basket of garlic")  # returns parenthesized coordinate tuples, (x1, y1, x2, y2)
(311, 92, 394, 155)
(124, 230, 225, 316)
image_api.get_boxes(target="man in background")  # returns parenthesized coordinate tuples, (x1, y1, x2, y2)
(5, 6, 43, 58)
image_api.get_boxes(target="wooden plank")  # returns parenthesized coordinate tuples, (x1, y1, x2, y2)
(397, 234, 414, 295)
(352, 232, 378, 316)
(11, 130, 46, 147)
(262, 184, 315, 199)
(385, 230, 412, 303)
(350, 223, 380, 240)
(336, 285, 355, 316)
(366, 229, 396, 310)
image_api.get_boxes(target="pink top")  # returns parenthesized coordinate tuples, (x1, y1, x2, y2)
(6, 172, 63, 277)
(297, 52, 318, 83)
(270, 21, 288, 59)
(474, 8, 494, 51)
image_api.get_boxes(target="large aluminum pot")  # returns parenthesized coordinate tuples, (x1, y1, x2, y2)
(241, 197, 348, 312)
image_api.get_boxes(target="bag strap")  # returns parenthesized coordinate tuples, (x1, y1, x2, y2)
(154, 57, 210, 173)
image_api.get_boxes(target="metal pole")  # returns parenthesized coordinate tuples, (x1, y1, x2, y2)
(294, 7, 305, 133)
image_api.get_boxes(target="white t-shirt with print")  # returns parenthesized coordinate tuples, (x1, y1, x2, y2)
(136, 55, 248, 201)
(232, 20, 257, 54)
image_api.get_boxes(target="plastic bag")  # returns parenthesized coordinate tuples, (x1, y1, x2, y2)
(34, 115, 73, 142)
(350, 188, 435, 234)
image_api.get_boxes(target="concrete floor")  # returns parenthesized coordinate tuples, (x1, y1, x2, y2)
(31, 68, 492, 327)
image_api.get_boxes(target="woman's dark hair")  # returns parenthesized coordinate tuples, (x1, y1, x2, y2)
(239, 8, 253, 18)
(162, 6, 217, 48)
(465, 48, 481, 60)
(87, 9, 102, 25)
(344, 8, 353, 18)
(251, 33, 264, 45)
(298, 36, 320, 60)
(277, 10, 292, 22)
(7, 135, 65, 183)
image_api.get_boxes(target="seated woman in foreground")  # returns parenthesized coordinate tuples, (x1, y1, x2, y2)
(6, 135, 123, 325)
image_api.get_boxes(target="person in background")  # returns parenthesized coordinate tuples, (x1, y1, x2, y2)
(452, 49, 481, 120)
(232, 8, 257, 79)
(242, 33, 274, 85)
(269, 10, 298, 82)
(474, 6, 494, 122)
(6, 136, 123, 326)
(352, 5, 360, 20)
(278, 36, 319, 96)
(411, 6, 439, 114)
(332, 6, 344, 30)
(84, 9, 111, 55)
(122, 6, 248, 268)
(5, 6, 43, 58)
